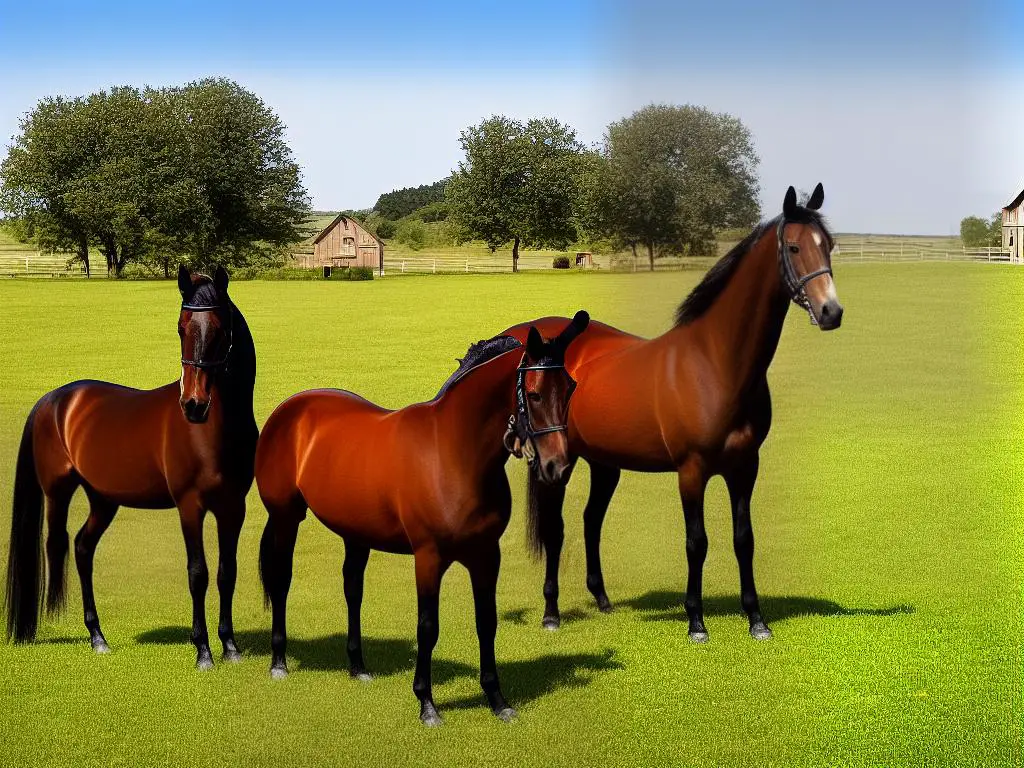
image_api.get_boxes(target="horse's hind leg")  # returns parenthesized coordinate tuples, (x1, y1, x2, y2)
(43, 479, 77, 620)
(74, 489, 118, 652)
(583, 462, 620, 613)
(724, 455, 771, 640)
(342, 540, 372, 681)
(466, 544, 515, 722)
(266, 513, 301, 679)
(178, 499, 213, 670)
(213, 499, 244, 662)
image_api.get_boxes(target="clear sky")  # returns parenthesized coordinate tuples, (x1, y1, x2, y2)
(0, 0, 1020, 234)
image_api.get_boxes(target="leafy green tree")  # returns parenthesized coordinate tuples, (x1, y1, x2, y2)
(582, 104, 760, 270)
(395, 218, 428, 250)
(446, 115, 585, 272)
(374, 180, 447, 220)
(0, 78, 309, 277)
(960, 214, 1002, 248)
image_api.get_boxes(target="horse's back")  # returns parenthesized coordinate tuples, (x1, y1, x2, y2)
(502, 316, 644, 372)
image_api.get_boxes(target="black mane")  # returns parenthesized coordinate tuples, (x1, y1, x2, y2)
(674, 209, 831, 327)
(435, 335, 523, 398)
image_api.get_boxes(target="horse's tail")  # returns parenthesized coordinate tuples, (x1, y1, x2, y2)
(5, 403, 45, 643)
(258, 516, 274, 610)
(525, 469, 546, 560)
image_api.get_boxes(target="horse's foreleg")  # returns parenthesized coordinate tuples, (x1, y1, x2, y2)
(466, 544, 515, 722)
(583, 462, 620, 612)
(412, 549, 450, 726)
(678, 462, 709, 642)
(213, 499, 245, 662)
(74, 490, 117, 652)
(724, 455, 771, 640)
(178, 501, 212, 670)
(342, 540, 371, 681)
(532, 477, 568, 631)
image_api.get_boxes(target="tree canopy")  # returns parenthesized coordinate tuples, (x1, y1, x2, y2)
(579, 104, 760, 270)
(445, 116, 585, 271)
(959, 213, 1001, 248)
(374, 180, 447, 220)
(0, 78, 309, 276)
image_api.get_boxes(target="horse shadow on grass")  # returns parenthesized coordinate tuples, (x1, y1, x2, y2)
(501, 607, 588, 627)
(135, 627, 623, 707)
(620, 591, 914, 623)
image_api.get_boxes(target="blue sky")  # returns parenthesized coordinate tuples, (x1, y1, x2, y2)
(1, 0, 1020, 233)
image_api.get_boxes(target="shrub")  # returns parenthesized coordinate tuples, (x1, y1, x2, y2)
(376, 219, 397, 239)
(552, 256, 571, 269)
(331, 266, 374, 281)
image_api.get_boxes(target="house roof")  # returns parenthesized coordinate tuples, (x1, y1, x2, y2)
(312, 214, 385, 246)
(1003, 187, 1024, 212)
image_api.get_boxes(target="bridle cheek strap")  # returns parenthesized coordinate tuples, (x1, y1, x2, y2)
(777, 220, 833, 326)
(504, 356, 576, 467)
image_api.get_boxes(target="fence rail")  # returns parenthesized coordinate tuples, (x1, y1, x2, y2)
(0, 249, 86, 278)
(833, 247, 1014, 264)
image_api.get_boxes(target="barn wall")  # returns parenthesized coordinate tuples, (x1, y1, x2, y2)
(311, 217, 383, 271)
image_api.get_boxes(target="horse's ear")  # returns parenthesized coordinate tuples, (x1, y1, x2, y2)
(806, 182, 824, 211)
(214, 265, 229, 294)
(177, 264, 191, 296)
(556, 310, 591, 350)
(526, 326, 545, 361)
(783, 186, 798, 218)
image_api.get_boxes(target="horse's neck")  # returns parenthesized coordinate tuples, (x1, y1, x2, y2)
(215, 306, 257, 425)
(438, 352, 517, 473)
(680, 233, 788, 400)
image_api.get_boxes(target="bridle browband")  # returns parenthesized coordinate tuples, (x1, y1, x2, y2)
(503, 353, 577, 467)
(180, 302, 234, 372)
(776, 218, 833, 326)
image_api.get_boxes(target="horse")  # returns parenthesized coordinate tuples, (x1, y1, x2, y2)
(4, 265, 258, 669)
(254, 311, 590, 726)
(502, 184, 844, 642)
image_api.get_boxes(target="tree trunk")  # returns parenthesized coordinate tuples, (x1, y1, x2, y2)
(630, 242, 638, 272)
(100, 237, 117, 276)
(512, 236, 520, 274)
(163, 256, 169, 279)
(646, 241, 654, 272)
(77, 234, 90, 278)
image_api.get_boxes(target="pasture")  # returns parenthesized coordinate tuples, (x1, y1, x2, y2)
(0, 265, 1020, 767)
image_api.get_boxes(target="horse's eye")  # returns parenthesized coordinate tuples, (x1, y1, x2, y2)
(528, 392, 542, 403)
(788, 245, 800, 254)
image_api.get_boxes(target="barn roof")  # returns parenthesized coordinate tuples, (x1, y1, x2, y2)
(1003, 187, 1024, 212)
(312, 214, 385, 246)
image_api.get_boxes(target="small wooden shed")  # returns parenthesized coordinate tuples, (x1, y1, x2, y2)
(1002, 188, 1024, 263)
(575, 251, 594, 268)
(310, 215, 384, 274)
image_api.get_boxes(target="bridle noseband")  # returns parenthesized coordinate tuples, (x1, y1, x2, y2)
(180, 302, 234, 372)
(503, 353, 577, 466)
(777, 218, 833, 326)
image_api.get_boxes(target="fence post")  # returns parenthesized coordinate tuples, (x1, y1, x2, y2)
(433, 259, 436, 274)
(465, 259, 469, 273)
(401, 261, 405, 273)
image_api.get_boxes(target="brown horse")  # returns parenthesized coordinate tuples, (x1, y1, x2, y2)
(503, 184, 843, 642)
(4, 266, 258, 668)
(255, 311, 590, 726)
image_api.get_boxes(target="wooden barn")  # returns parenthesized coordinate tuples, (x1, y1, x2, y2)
(1002, 188, 1024, 264)
(308, 215, 384, 274)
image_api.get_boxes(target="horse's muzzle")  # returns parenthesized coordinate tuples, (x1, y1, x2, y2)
(818, 299, 844, 331)
(181, 398, 211, 424)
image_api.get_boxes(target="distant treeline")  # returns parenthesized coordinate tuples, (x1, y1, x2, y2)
(374, 180, 447, 220)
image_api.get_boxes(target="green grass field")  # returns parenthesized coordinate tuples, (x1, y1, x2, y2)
(0, 265, 1020, 767)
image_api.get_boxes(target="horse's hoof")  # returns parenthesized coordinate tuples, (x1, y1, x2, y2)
(689, 630, 710, 644)
(91, 640, 111, 654)
(270, 665, 288, 680)
(495, 706, 518, 723)
(750, 622, 773, 641)
(597, 598, 614, 614)
(420, 706, 443, 727)
(196, 656, 215, 671)
(223, 649, 243, 663)
(541, 616, 560, 632)
(350, 670, 373, 683)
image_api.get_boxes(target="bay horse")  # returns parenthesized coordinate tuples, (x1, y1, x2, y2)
(503, 184, 844, 642)
(255, 311, 590, 726)
(4, 265, 258, 669)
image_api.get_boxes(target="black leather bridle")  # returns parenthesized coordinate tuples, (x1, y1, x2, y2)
(503, 353, 577, 467)
(777, 218, 833, 326)
(180, 302, 234, 372)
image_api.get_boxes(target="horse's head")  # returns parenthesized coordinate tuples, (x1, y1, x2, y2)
(512, 310, 590, 485)
(177, 265, 233, 424)
(779, 183, 843, 330)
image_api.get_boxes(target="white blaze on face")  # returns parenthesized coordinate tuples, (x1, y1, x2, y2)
(812, 231, 823, 247)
